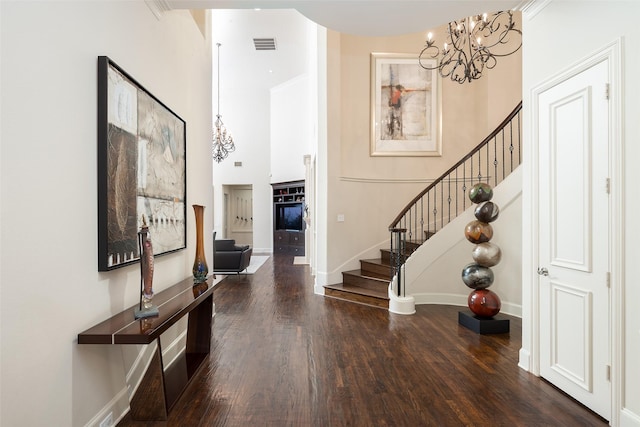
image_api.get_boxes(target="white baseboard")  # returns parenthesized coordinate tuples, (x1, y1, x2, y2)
(518, 348, 531, 371)
(89, 326, 191, 427)
(412, 292, 522, 317)
(125, 342, 158, 398)
(161, 329, 188, 371)
(620, 408, 640, 427)
(314, 283, 326, 295)
(315, 271, 329, 287)
(83, 386, 129, 427)
(252, 248, 272, 255)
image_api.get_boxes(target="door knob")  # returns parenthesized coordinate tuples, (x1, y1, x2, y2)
(537, 267, 549, 276)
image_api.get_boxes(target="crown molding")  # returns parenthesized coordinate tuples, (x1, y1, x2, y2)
(145, 0, 172, 20)
(516, 0, 552, 20)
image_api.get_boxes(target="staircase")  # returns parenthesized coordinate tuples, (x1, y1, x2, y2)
(324, 102, 522, 308)
(323, 241, 421, 308)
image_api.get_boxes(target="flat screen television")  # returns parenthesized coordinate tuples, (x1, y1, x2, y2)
(277, 203, 303, 231)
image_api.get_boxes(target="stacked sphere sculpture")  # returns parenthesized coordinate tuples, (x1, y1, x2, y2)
(462, 183, 502, 318)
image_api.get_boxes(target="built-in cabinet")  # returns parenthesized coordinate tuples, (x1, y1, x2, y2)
(272, 180, 305, 255)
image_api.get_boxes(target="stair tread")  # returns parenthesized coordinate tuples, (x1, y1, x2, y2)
(324, 283, 389, 299)
(360, 257, 391, 268)
(343, 269, 389, 281)
(361, 258, 391, 267)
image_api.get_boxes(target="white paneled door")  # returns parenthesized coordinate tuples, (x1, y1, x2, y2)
(537, 59, 610, 420)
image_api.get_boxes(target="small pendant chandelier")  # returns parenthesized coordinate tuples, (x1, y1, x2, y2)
(418, 10, 522, 84)
(212, 42, 235, 162)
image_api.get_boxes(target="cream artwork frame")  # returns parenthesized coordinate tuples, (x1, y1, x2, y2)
(370, 52, 441, 157)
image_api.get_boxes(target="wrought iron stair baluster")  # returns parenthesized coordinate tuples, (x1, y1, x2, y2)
(388, 102, 522, 294)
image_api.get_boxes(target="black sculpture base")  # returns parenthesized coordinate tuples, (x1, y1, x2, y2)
(458, 311, 510, 335)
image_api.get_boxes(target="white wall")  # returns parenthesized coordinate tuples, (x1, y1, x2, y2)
(270, 74, 310, 184)
(521, 1, 640, 425)
(211, 10, 316, 254)
(0, 3, 213, 426)
(210, 82, 271, 251)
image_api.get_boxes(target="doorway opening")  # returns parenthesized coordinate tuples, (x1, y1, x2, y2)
(222, 184, 253, 247)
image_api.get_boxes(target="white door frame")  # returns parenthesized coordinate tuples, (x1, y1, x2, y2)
(521, 39, 624, 424)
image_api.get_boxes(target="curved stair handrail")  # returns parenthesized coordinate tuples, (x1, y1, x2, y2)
(389, 101, 522, 297)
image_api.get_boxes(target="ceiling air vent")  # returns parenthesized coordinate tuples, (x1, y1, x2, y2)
(253, 38, 276, 51)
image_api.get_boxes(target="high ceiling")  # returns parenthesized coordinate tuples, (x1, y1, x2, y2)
(210, 9, 316, 90)
(168, 0, 525, 36)
(169, 0, 527, 105)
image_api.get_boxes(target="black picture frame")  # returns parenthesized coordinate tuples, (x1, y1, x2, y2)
(97, 56, 186, 271)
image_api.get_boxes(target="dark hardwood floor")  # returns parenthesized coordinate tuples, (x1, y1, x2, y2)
(119, 254, 608, 426)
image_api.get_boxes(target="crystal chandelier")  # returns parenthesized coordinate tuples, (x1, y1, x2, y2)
(212, 42, 235, 162)
(418, 10, 521, 84)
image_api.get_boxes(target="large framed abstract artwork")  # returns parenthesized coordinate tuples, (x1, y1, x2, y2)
(370, 52, 441, 157)
(97, 56, 186, 271)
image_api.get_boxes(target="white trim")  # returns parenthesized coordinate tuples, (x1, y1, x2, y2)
(162, 330, 189, 371)
(144, 0, 171, 20)
(609, 37, 625, 427)
(83, 387, 129, 427)
(125, 342, 159, 402)
(252, 248, 274, 256)
(317, 239, 388, 286)
(388, 292, 416, 315)
(620, 408, 640, 427)
(315, 271, 330, 288)
(517, 0, 552, 20)
(340, 176, 437, 184)
(340, 175, 500, 184)
(412, 292, 522, 318)
(388, 275, 415, 315)
(314, 283, 326, 295)
(525, 38, 623, 424)
(518, 348, 531, 371)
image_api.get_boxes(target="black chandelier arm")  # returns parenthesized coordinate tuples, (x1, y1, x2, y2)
(447, 20, 469, 53)
(417, 10, 521, 84)
(443, 45, 476, 83)
(443, 61, 467, 84)
(470, 47, 498, 71)
(474, 11, 522, 56)
(418, 41, 441, 70)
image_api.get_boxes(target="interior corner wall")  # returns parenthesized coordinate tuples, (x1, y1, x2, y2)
(314, 27, 331, 290)
(321, 25, 521, 286)
(521, 1, 640, 424)
(0, 3, 213, 426)
(270, 74, 311, 184)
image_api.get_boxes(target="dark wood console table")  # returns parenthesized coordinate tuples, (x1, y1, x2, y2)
(78, 276, 216, 421)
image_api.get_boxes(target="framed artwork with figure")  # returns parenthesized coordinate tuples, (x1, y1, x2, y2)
(97, 56, 187, 271)
(370, 52, 441, 157)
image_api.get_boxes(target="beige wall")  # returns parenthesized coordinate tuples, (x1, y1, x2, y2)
(320, 15, 522, 285)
